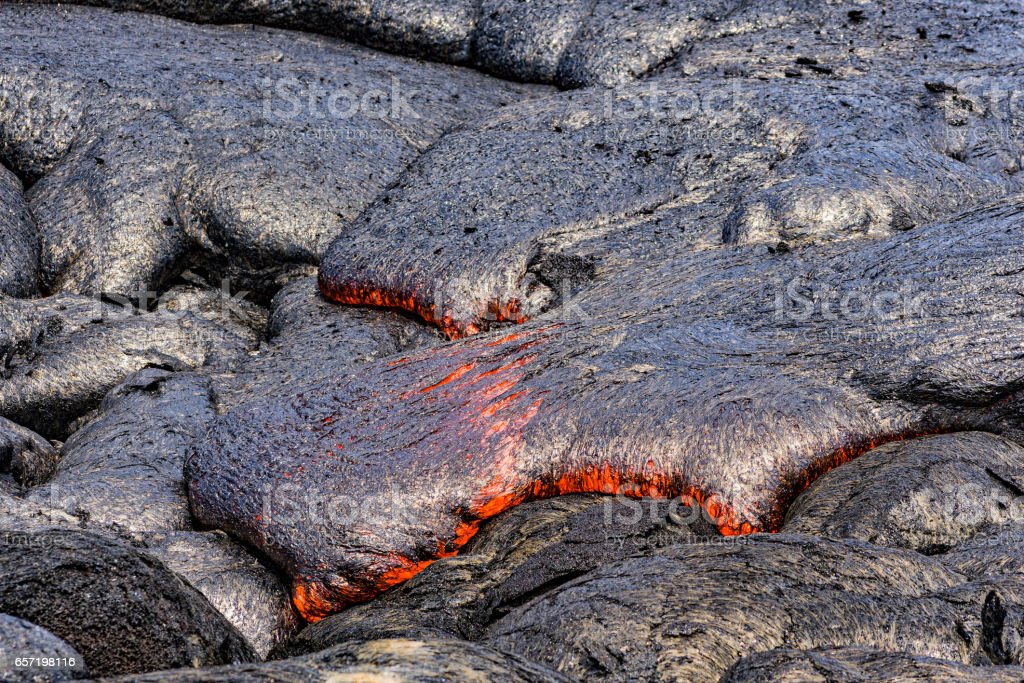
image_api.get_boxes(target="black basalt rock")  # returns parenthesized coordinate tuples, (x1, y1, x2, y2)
(0, 614, 88, 682)
(783, 432, 1024, 554)
(0, 529, 255, 677)
(721, 646, 1024, 683)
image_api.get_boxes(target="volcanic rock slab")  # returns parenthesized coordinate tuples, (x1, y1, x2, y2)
(190, 196, 1024, 620)
(0, 529, 255, 676)
(0, 164, 38, 297)
(0, 614, 87, 682)
(320, 75, 1019, 338)
(0, 4, 543, 298)
(277, 494, 710, 654)
(21, 1, 1024, 88)
(483, 534, 1012, 681)
(138, 530, 300, 659)
(0, 417, 58, 488)
(100, 638, 573, 683)
(942, 528, 1024, 580)
(721, 647, 1024, 683)
(22, 368, 214, 532)
(783, 432, 1024, 554)
(0, 290, 254, 439)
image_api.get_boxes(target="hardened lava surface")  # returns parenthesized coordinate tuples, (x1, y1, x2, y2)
(0, 3, 544, 299)
(6, 1, 1024, 681)
(191, 197, 1024, 620)
(20, 0, 1024, 87)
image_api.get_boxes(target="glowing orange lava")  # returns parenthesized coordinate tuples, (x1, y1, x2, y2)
(318, 274, 527, 339)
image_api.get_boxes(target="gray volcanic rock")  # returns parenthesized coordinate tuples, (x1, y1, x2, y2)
(18, 1, 1024, 87)
(0, 489, 82, 534)
(0, 164, 38, 297)
(276, 494, 709, 655)
(320, 75, 1017, 338)
(0, 291, 254, 439)
(0, 614, 87, 682)
(209, 277, 442, 412)
(0, 417, 58, 488)
(783, 433, 1024, 554)
(484, 534, 991, 681)
(20, 0, 482, 64)
(22, 368, 215, 533)
(138, 531, 300, 659)
(0, 4, 543, 298)
(721, 647, 1024, 683)
(191, 195, 1024, 619)
(679, 0, 1024, 81)
(942, 528, 1024, 580)
(101, 638, 573, 683)
(0, 529, 255, 677)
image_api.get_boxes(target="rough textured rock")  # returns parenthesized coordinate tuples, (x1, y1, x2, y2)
(0, 290, 255, 439)
(19, 1, 1024, 87)
(100, 638, 573, 683)
(678, 0, 1024, 82)
(138, 531, 300, 659)
(21, 368, 214, 532)
(721, 646, 1024, 683)
(276, 494, 710, 654)
(0, 417, 58, 488)
(320, 75, 1018, 338)
(942, 527, 1024, 580)
(190, 197, 1024, 619)
(0, 529, 255, 677)
(0, 164, 38, 297)
(783, 433, 1024, 554)
(0, 488, 82, 534)
(483, 534, 1007, 681)
(0, 614, 87, 682)
(209, 277, 441, 412)
(0, 4, 544, 298)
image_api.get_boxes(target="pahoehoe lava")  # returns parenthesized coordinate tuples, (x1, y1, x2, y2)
(4, 1, 1024, 677)
(189, 196, 1024, 621)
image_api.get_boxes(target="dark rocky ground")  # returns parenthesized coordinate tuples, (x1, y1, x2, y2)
(1, 1, 1023, 681)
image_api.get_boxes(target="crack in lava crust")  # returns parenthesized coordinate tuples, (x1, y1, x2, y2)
(289, 426, 947, 622)
(318, 272, 527, 340)
(190, 201, 1024, 622)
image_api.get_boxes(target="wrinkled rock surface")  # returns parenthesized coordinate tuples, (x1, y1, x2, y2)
(22, 368, 214, 532)
(277, 494, 710, 654)
(0, 4, 544, 298)
(0, 614, 87, 682)
(0, 164, 38, 297)
(0, 290, 254, 439)
(721, 646, 1024, 683)
(484, 534, 1006, 681)
(138, 530, 300, 659)
(100, 638, 573, 683)
(320, 75, 1020, 338)
(0, 529, 255, 676)
(784, 432, 1024, 554)
(22, 1, 1024, 88)
(0, 417, 58, 488)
